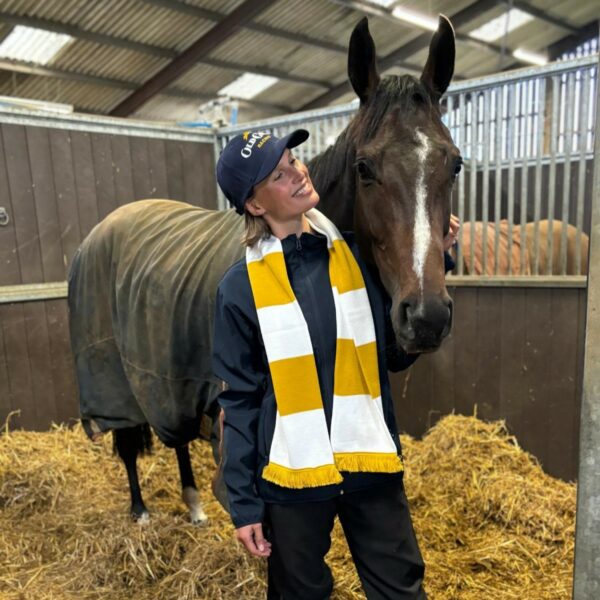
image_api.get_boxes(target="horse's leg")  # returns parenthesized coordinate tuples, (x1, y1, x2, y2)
(113, 426, 150, 523)
(175, 445, 208, 525)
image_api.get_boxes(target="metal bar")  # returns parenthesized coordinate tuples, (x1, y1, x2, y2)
(575, 69, 592, 274)
(445, 275, 586, 287)
(506, 83, 518, 274)
(0, 282, 68, 304)
(547, 75, 560, 274)
(457, 93, 466, 275)
(573, 49, 600, 598)
(560, 71, 576, 274)
(217, 100, 359, 136)
(532, 77, 545, 275)
(481, 89, 491, 273)
(520, 80, 531, 274)
(110, 0, 277, 117)
(0, 105, 215, 142)
(494, 86, 504, 275)
(447, 55, 598, 95)
(469, 93, 478, 276)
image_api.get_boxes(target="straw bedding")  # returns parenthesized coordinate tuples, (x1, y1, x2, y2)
(0, 414, 575, 600)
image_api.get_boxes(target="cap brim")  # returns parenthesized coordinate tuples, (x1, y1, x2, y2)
(254, 129, 310, 186)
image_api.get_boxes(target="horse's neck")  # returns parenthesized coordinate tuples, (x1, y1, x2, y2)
(307, 132, 356, 231)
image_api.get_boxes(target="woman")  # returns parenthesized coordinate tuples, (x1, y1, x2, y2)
(212, 128, 458, 600)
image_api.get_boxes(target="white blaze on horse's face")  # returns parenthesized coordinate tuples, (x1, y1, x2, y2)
(412, 128, 431, 293)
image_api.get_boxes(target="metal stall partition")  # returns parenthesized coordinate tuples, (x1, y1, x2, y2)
(446, 54, 597, 283)
(216, 54, 598, 286)
(0, 107, 216, 430)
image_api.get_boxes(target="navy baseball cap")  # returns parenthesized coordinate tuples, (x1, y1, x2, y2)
(216, 128, 309, 214)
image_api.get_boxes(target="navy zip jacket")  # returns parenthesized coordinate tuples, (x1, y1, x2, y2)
(212, 230, 454, 528)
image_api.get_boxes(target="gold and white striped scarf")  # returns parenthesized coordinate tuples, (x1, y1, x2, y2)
(246, 208, 402, 489)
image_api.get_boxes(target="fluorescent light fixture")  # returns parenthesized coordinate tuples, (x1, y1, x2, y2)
(0, 25, 73, 65)
(512, 48, 548, 66)
(469, 9, 533, 42)
(218, 73, 278, 100)
(392, 6, 438, 31)
(368, 0, 397, 7)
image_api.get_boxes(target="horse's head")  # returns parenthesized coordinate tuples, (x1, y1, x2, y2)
(348, 16, 460, 354)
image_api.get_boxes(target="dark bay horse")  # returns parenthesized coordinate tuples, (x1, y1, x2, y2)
(68, 16, 460, 523)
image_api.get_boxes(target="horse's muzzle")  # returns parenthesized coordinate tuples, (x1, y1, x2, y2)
(396, 294, 453, 353)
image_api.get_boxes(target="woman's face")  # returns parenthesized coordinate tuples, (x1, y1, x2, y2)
(246, 149, 320, 222)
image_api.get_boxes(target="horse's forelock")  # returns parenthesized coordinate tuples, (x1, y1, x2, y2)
(350, 75, 432, 145)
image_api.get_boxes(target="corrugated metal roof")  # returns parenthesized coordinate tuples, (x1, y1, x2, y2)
(0, 0, 595, 123)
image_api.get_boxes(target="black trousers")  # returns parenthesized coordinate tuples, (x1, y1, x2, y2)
(264, 481, 426, 600)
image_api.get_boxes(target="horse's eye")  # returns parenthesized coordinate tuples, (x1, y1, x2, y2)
(355, 159, 375, 183)
(453, 157, 463, 178)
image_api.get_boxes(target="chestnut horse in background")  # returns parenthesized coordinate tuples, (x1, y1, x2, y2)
(453, 219, 589, 275)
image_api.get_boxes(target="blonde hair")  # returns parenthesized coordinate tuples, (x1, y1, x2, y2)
(242, 210, 272, 247)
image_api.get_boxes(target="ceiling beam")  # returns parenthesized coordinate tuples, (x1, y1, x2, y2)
(493, 0, 580, 35)
(0, 58, 289, 114)
(547, 20, 599, 60)
(0, 10, 330, 90)
(142, 0, 348, 55)
(109, 0, 277, 116)
(301, 0, 500, 110)
(499, 20, 599, 71)
(325, 0, 523, 60)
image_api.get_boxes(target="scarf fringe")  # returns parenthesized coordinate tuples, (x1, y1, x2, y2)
(334, 452, 404, 473)
(262, 462, 343, 489)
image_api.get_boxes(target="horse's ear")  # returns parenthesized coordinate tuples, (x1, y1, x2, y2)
(348, 17, 380, 105)
(420, 15, 455, 102)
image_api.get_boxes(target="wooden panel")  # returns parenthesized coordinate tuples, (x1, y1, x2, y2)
(452, 286, 480, 417)
(71, 131, 99, 239)
(165, 140, 185, 200)
(109, 135, 135, 206)
(181, 142, 217, 209)
(148, 139, 169, 198)
(26, 127, 64, 281)
(91, 133, 117, 220)
(22, 301, 58, 427)
(0, 304, 13, 425)
(0, 125, 20, 286)
(45, 300, 78, 424)
(547, 288, 580, 480)
(1, 304, 33, 429)
(49, 129, 82, 276)
(2, 124, 42, 284)
(130, 136, 153, 199)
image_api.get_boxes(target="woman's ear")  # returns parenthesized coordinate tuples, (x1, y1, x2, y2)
(245, 196, 266, 216)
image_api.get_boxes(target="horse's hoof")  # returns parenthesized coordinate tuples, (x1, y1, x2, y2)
(133, 510, 150, 524)
(190, 510, 209, 527)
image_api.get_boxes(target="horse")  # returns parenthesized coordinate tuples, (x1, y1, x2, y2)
(453, 219, 589, 275)
(67, 15, 461, 523)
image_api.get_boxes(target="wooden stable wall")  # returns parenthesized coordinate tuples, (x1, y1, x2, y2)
(0, 121, 586, 482)
(391, 285, 586, 482)
(0, 122, 216, 431)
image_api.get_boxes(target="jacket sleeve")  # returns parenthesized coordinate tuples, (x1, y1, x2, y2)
(212, 283, 266, 529)
(385, 250, 455, 372)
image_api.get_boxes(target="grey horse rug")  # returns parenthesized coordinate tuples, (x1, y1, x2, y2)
(68, 199, 245, 447)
